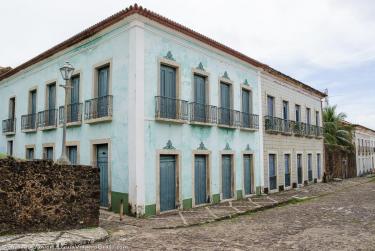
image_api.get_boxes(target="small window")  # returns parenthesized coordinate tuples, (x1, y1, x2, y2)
(267, 96, 274, 117)
(26, 147, 35, 160)
(43, 147, 54, 160)
(7, 140, 13, 156)
(67, 145, 78, 165)
(295, 105, 301, 122)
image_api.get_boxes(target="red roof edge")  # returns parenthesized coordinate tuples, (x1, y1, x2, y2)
(0, 4, 326, 98)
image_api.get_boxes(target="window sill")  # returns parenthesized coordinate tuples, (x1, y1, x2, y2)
(39, 126, 57, 131)
(3, 131, 16, 136)
(155, 117, 187, 124)
(189, 121, 215, 127)
(22, 129, 37, 133)
(239, 127, 258, 132)
(85, 116, 112, 124)
(217, 124, 237, 129)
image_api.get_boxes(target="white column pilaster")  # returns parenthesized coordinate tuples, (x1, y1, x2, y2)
(128, 20, 145, 216)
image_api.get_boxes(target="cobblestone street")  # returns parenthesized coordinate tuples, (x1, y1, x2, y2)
(65, 177, 375, 250)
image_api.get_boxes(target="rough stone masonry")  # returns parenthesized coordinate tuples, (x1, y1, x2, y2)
(0, 157, 100, 235)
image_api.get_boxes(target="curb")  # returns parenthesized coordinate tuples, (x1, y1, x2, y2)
(0, 227, 109, 251)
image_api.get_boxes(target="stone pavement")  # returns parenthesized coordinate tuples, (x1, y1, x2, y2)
(71, 176, 375, 250)
(0, 227, 108, 251)
(100, 176, 372, 229)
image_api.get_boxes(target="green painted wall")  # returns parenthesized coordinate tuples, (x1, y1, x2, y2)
(236, 190, 243, 200)
(145, 204, 156, 216)
(212, 194, 220, 204)
(111, 192, 129, 215)
(183, 198, 192, 209)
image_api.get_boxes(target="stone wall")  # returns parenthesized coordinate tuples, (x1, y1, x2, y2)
(0, 157, 100, 235)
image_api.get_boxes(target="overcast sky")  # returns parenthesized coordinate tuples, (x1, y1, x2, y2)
(1, 0, 374, 128)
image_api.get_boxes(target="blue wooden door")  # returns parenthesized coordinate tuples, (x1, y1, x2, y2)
(97, 144, 109, 207)
(222, 155, 232, 199)
(160, 65, 177, 119)
(97, 66, 109, 117)
(297, 154, 303, 184)
(70, 75, 80, 122)
(285, 154, 291, 187)
(194, 74, 206, 122)
(308, 154, 312, 181)
(220, 82, 230, 125)
(244, 154, 252, 195)
(160, 155, 176, 211)
(194, 155, 207, 205)
(242, 90, 250, 127)
(269, 154, 277, 190)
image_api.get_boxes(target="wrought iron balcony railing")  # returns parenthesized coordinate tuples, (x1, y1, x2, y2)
(85, 95, 113, 120)
(38, 109, 58, 128)
(294, 121, 306, 136)
(59, 103, 83, 124)
(189, 102, 217, 124)
(21, 113, 37, 131)
(239, 112, 259, 129)
(155, 96, 188, 121)
(305, 124, 317, 137)
(218, 107, 240, 127)
(315, 126, 324, 137)
(264, 116, 293, 133)
(2, 118, 16, 134)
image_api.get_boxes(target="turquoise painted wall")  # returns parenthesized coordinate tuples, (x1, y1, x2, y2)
(143, 23, 261, 206)
(0, 21, 132, 196)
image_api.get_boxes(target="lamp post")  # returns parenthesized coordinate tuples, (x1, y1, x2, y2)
(57, 62, 74, 164)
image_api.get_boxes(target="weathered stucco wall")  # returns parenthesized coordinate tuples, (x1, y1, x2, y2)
(0, 158, 99, 235)
(142, 23, 262, 213)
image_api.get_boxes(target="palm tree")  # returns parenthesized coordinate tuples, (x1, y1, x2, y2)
(323, 105, 354, 179)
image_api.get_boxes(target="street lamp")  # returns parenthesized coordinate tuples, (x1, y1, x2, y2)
(57, 62, 74, 164)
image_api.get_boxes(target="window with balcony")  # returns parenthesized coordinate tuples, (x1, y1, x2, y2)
(85, 64, 113, 121)
(218, 81, 238, 127)
(156, 64, 187, 121)
(21, 89, 37, 131)
(189, 73, 216, 124)
(240, 88, 258, 129)
(38, 83, 57, 129)
(2, 97, 16, 135)
(60, 74, 82, 125)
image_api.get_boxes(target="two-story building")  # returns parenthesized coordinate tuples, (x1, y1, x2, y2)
(353, 124, 375, 175)
(261, 68, 325, 193)
(0, 4, 325, 216)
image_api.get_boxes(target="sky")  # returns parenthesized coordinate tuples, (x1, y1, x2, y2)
(1, 0, 374, 128)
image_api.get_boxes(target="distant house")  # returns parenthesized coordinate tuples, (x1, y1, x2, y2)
(0, 4, 326, 216)
(353, 124, 375, 175)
